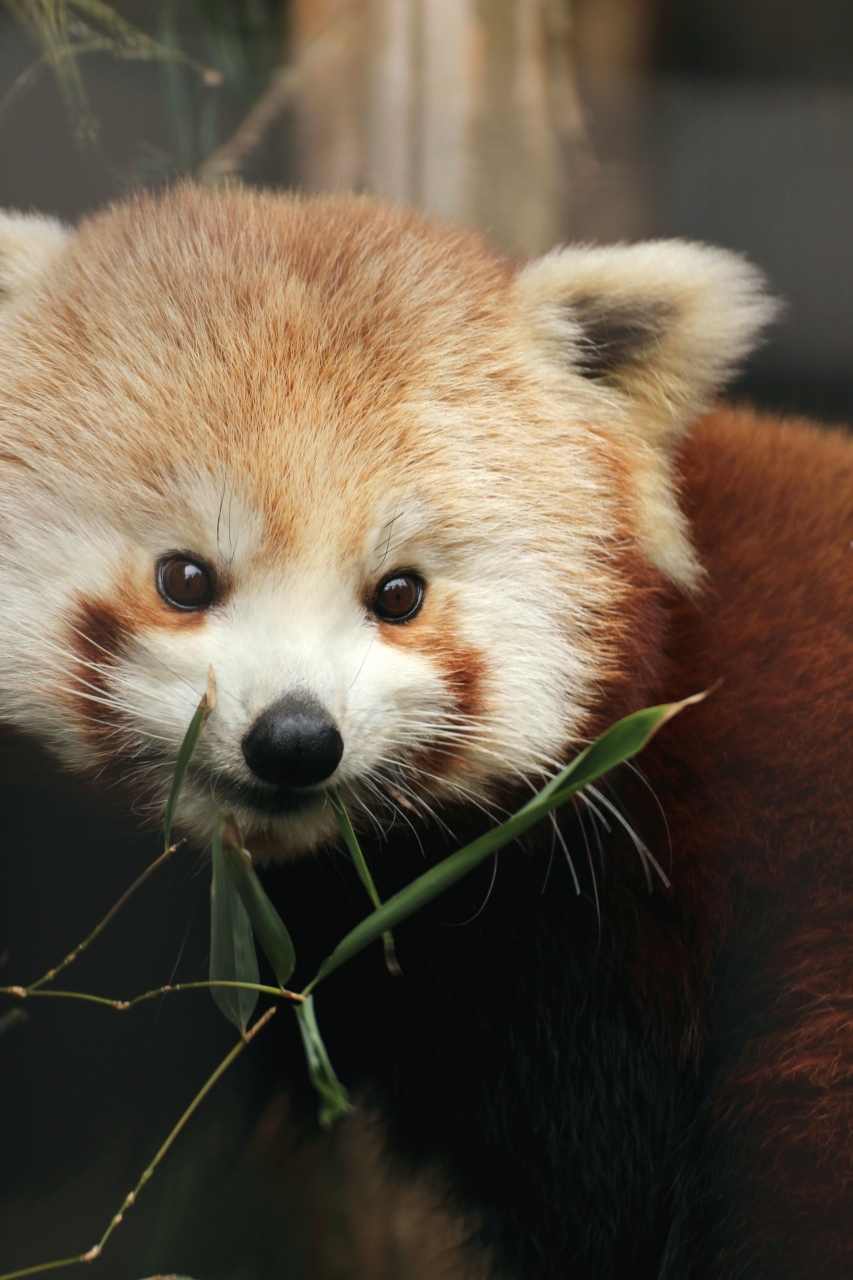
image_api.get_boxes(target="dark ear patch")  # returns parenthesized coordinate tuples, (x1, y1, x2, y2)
(569, 295, 675, 384)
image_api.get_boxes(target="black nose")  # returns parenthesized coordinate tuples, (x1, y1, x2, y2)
(241, 695, 344, 789)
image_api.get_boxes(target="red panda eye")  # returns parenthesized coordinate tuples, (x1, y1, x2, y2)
(157, 555, 215, 610)
(372, 572, 425, 623)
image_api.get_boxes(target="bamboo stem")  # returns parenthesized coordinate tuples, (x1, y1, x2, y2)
(0, 980, 303, 1011)
(26, 843, 183, 993)
(0, 1008, 276, 1280)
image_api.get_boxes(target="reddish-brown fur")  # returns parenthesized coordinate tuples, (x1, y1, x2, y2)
(68, 570, 210, 757)
(614, 406, 853, 1265)
(650, 407, 853, 905)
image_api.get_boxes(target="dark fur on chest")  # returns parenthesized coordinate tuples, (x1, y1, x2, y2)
(264, 807, 710, 1279)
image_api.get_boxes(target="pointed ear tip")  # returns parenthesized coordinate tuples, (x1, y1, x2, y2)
(671, 240, 779, 318)
(515, 237, 780, 351)
(516, 236, 776, 301)
(667, 243, 782, 356)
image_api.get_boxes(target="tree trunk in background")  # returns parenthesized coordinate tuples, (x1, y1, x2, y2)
(573, 0, 661, 75)
(567, 0, 664, 243)
(291, 0, 586, 255)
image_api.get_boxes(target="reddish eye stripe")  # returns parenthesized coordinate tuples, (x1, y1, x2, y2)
(64, 561, 211, 753)
(379, 590, 488, 779)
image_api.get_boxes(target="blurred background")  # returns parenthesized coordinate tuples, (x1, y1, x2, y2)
(0, 0, 852, 418)
(0, 2, 851, 1278)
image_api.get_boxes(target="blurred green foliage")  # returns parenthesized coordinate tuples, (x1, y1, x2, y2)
(0, 0, 286, 175)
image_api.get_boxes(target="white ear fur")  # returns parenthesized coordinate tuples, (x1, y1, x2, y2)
(0, 211, 70, 303)
(513, 240, 778, 592)
(514, 239, 778, 445)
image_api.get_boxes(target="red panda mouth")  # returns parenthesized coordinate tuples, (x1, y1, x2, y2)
(212, 773, 326, 817)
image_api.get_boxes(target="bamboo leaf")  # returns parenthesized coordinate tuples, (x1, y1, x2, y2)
(329, 790, 400, 975)
(528, 694, 704, 809)
(164, 665, 216, 849)
(306, 697, 700, 991)
(210, 814, 258, 1032)
(295, 994, 352, 1128)
(220, 814, 296, 989)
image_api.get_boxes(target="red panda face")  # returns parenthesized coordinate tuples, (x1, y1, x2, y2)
(0, 188, 774, 855)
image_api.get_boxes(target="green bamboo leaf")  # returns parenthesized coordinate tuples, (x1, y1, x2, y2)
(220, 814, 296, 989)
(164, 666, 216, 849)
(295, 994, 353, 1128)
(531, 695, 703, 808)
(305, 697, 701, 991)
(210, 813, 258, 1033)
(329, 790, 400, 975)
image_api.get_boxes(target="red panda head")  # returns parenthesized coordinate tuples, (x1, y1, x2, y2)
(0, 187, 775, 855)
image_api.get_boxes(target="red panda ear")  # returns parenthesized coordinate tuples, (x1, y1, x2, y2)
(513, 239, 778, 447)
(0, 212, 70, 306)
(512, 241, 778, 594)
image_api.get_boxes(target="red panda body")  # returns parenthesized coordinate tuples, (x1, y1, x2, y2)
(0, 188, 851, 1277)
(266, 403, 853, 1280)
(628, 407, 853, 1274)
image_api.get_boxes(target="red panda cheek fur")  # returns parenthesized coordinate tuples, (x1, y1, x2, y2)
(376, 595, 490, 781)
(67, 584, 210, 762)
(0, 189, 852, 1279)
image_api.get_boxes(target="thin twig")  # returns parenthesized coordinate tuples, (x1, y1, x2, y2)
(0, 1257, 85, 1280)
(126, 980, 303, 1007)
(0, 979, 303, 1011)
(27, 843, 184, 993)
(91, 1007, 276, 1258)
(0, 987, 127, 1010)
(197, 63, 301, 182)
(197, 9, 353, 184)
(0, 1007, 276, 1280)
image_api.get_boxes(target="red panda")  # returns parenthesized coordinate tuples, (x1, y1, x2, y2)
(0, 185, 851, 1279)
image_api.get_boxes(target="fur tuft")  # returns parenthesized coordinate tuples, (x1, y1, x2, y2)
(0, 211, 70, 308)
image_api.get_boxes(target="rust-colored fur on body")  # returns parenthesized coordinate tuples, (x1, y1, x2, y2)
(639, 410, 853, 1274)
(0, 187, 850, 1278)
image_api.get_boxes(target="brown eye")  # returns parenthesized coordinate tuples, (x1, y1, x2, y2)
(157, 555, 215, 611)
(372, 571, 425, 623)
